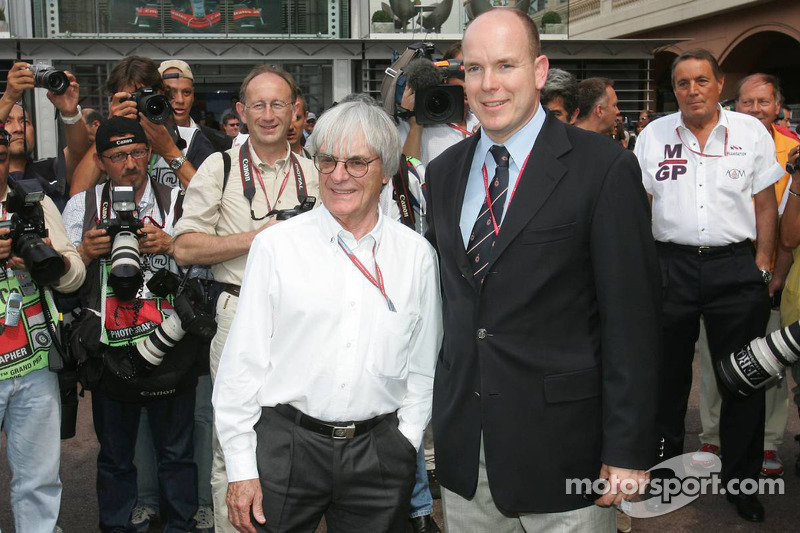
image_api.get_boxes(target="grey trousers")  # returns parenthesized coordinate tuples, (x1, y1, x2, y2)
(252, 406, 417, 533)
(442, 437, 615, 533)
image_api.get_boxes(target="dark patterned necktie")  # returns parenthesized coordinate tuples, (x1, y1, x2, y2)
(467, 145, 510, 283)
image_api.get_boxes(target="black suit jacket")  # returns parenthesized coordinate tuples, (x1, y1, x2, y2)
(425, 113, 661, 513)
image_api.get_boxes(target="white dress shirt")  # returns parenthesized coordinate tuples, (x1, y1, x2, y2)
(634, 107, 784, 246)
(213, 205, 443, 482)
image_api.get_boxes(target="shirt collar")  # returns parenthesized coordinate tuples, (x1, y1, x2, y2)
(319, 204, 384, 250)
(475, 104, 546, 168)
(677, 104, 729, 134)
(249, 142, 292, 170)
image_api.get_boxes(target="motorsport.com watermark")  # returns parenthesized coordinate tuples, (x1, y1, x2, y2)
(565, 452, 784, 518)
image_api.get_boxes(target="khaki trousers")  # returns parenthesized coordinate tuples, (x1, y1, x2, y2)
(210, 291, 240, 533)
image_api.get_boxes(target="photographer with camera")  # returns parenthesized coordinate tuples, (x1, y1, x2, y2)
(69, 56, 214, 197)
(396, 42, 479, 166)
(62, 117, 199, 532)
(0, 127, 86, 532)
(0, 61, 92, 210)
(173, 64, 319, 533)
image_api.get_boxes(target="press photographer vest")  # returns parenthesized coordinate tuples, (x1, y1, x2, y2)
(76, 180, 197, 401)
(0, 265, 59, 380)
(80, 180, 176, 343)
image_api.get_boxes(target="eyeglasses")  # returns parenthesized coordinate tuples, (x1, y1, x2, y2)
(102, 148, 149, 164)
(245, 100, 293, 114)
(313, 154, 379, 178)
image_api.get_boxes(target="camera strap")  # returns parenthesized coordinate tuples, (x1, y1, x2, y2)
(392, 157, 415, 229)
(238, 140, 307, 216)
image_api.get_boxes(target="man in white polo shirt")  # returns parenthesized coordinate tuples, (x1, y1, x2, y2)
(634, 49, 783, 523)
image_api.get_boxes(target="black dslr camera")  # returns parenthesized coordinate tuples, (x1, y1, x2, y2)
(147, 269, 218, 342)
(0, 179, 66, 286)
(269, 196, 317, 221)
(28, 65, 69, 95)
(122, 87, 173, 124)
(98, 186, 144, 301)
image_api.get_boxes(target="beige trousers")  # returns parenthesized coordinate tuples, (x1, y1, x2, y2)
(209, 291, 240, 533)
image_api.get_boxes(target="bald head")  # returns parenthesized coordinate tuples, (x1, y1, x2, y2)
(462, 7, 549, 143)
(465, 8, 540, 61)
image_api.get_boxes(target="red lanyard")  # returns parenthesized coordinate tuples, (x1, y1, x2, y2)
(249, 145, 292, 213)
(448, 123, 473, 138)
(337, 235, 396, 312)
(676, 127, 729, 158)
(481, 151, 532, 236)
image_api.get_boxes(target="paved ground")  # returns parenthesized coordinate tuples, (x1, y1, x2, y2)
(1, 356, 799, 532)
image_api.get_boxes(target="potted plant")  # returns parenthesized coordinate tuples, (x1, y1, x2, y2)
(372, 10, 394, 34)
(541, 11, 566, 34)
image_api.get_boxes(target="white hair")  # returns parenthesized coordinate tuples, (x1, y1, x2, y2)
(307, 101, 400, 177)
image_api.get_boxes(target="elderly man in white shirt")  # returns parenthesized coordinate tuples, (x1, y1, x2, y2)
(213, 100, 443, 533)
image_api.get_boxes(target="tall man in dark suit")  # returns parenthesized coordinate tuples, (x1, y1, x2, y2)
(425, 8, 661, 531)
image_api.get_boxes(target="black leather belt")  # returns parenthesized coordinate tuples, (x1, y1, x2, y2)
(656, 240, 752, 257)
(222, 283, 240, 296)
(273, 404, 389, 440)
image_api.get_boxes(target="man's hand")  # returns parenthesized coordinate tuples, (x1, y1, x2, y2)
(0, 227, 13, 261)
(401, 86, 416, 114)
(1, 63, 35, 104)
(46, 70, 81, 116)
(139, 115, 182, 161)
(594, 464, 649, 508)
(139, 224, 174, 256)
(110, 92, 139, 120)
(226, 479, 265, 533)
(78, 228, 112, 265)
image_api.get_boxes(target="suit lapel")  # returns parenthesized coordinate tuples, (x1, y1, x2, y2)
(484, 115, 572, 275)
(450, 134, 482, 285)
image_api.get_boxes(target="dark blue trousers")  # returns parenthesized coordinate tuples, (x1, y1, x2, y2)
(92, 388, 197, 533)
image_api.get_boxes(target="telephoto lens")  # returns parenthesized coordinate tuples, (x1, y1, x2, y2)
(136, 311, 187, 367)
(108, 231, 143, 300)
(715, 321, 800, 397)
(29, 65, 69, 95)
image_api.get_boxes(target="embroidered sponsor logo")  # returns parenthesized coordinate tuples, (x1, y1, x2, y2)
(656, 144, 688, 181)
(728, 145, 746, 156)
(726, 169, 746, 180)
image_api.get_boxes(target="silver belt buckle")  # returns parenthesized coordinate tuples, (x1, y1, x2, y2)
(698, 246, 711, 256)
(332, 423, 356, 439)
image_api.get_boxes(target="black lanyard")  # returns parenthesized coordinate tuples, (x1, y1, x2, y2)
(238, 140, 307, 220)
(391, 158, 415, 229)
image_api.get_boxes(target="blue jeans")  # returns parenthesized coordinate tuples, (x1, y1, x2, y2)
(92, 388, 197, 533)
(135, 374, 213, 508)
(0, 369, 62, 533)
(409, 443, 433, 518)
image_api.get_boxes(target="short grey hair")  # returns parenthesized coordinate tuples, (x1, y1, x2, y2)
(339, 92, 382, 107)
(307, 101, 400, 178)
(542, 68, 578, 116)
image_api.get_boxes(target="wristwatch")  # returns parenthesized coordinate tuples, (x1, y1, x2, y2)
(167, 156, 186, 171)
(761, 269, 773, 284)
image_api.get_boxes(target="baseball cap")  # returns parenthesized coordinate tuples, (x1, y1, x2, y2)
(95, 117, 148, 155)
(306, 112, 317, 122)
(159, 60, 194, 81)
